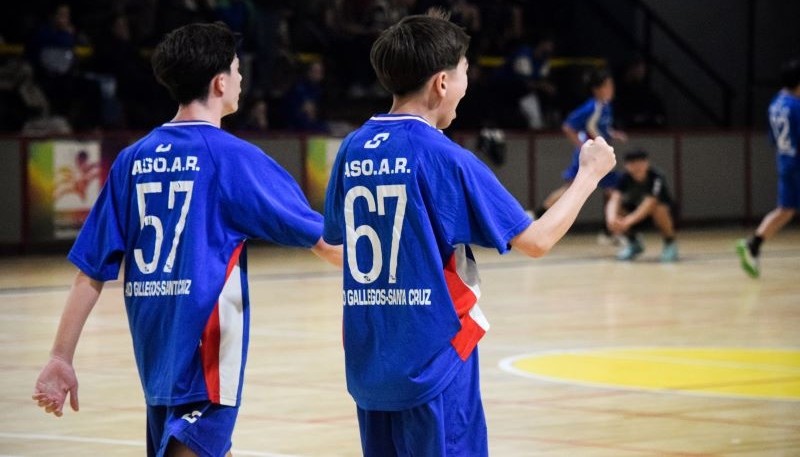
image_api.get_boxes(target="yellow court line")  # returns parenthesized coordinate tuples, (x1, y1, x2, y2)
(500, 347, 800, 402)
(550, 351, 800, 374)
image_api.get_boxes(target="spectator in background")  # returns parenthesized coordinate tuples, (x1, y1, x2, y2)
(155, 0, 214, 38)
(449, 52, 494, 130)
(235, 93, 271, 131)
(251, 4, 296, 98)
(215, 0, 258, 95)
(288, 0, 340, 54)
(18, 63, 73, 135)
(25, 3, 86, 120)
(492, 34, 558, 130)
(0, 58, 72, 134)
(447, 0, 481, 36)
(605, 149, 678, 262)
(215, 0, 256, 39)
(283, 60, 330, 132)
(614, 55, 666, 129)
(415, 0, 482, 39)
(92, 14, 165, 128)
(476, 0, 523, 55)
(325, 0, 413, 99)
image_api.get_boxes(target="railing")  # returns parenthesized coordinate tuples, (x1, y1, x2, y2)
(586, 0, 735, 127)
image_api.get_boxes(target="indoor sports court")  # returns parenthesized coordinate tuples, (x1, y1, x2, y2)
(2, 1, 799, 456)
(2, 227, 798, 456)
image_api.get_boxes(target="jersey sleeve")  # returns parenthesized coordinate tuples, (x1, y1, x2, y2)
(564, 101, 591, 131)
(67, 161, 126, 282)
(767, 101, 777, 146)
(430, 148, 532, 254)
(322, 135, 353, 246)
(218, 145, 322, 248)
(649, 174, 663, 197)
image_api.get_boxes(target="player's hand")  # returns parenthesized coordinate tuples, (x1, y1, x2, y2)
(607, 217, 625, 235)
(32, 356, 79, 417)
(612, 130, 629, 143)
(578, 136, 616, 181)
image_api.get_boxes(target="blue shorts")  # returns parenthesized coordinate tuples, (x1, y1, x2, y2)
(356, 350, 488, 457)
(146, 401, 239, 457)
(777, 164, 800, 209)
(562, 148, 619, 188)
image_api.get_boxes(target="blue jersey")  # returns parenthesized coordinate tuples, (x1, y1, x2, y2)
(564, 97, 614, 142)
(69, 121, 323, 407)
(323, 114, 532, 411)
(768, 89, 800, 169)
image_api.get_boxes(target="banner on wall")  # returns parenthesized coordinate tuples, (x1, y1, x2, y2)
(28, 140, 105, 242)
(305, 136, 342, 212)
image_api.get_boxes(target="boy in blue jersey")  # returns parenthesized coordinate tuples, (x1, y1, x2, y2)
(538, 68, 627, 218)
(323, 11, 616, 456)
(737, 57, 800, 278)
(32, 22, 341, 457)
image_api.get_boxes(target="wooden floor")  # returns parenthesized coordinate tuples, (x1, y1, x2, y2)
(1, 227, 799, 456)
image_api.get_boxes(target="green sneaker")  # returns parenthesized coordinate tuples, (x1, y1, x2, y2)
(660, 241, 679, 262)
(735, 239, 760, 278)
(617, 238, 644, 261)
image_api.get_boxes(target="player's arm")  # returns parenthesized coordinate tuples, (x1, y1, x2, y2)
(32, 270, 103, 417)
(311, 237, 343, 268)
(605, 189, 624, 234)
(512, 137, 616, 257)
(561, 123, 583, 147)
(621, 195, 657, 229)
(610, 128, 628, 143)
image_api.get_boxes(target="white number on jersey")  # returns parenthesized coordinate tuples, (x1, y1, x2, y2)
(134, 180, 194, 274)
(770, 111, 793, 156)
(344, 184, 407, 284)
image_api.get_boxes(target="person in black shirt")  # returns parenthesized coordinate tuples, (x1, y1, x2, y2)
(605, 149, 678, 261)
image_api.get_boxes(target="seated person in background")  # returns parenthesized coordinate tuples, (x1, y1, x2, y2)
(605, 149, 678, 262)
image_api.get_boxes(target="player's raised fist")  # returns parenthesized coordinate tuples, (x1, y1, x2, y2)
(578, 136, 616, 181)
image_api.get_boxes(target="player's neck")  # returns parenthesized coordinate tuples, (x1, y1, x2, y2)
(389, 98, 439, 128)
(171, 100, 223, 127)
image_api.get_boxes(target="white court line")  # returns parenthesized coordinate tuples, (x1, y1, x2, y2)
(0, 432, 302, 457)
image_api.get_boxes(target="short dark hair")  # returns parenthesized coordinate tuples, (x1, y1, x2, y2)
(780, 57, 800, 90)
(370, 11, 470, 96)
(151, 22, 237, 105)
(623, 149, 649, 162)
(588, 67, 612, 90)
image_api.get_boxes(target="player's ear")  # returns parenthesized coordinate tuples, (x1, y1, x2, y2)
(211, 73, 225, 96)
(433, 71, 447, 97)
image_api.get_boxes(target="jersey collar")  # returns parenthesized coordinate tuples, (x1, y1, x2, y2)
(369, 114, 435, 128)
(162, 120, 219, 128)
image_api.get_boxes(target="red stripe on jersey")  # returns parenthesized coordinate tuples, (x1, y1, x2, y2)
(201, 242, 244, 403)
(444, 253, 484, 361)
(201, 305, 221, 403)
